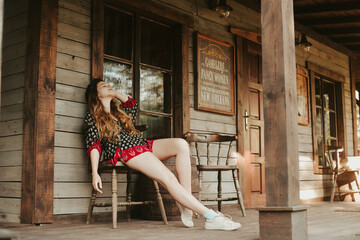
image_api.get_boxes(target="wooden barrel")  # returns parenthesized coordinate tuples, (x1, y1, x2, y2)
(132, 156, 199, 221)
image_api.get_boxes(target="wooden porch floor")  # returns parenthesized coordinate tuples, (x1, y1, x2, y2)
(1, 202, 360, 240)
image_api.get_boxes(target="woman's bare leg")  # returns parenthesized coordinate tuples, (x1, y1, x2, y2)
(125, 152, 208, 216)
(152, 138, 192, 193)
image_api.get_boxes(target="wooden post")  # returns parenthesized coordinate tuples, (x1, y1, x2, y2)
(21, 0, 58, 224)
(0, 0, 3, 114)
(259, 0, 308, 239)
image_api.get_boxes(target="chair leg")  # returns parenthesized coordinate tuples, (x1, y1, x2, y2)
(112, 168, 118, 229)
(86, 188, 97, 224)
(232, 169, 246, 217)
(348, 182, 355, 202)
(196, 170, 203, 219)
(354, 172, 360, 198)
(217, 170, 222, 212)
(126, 168, 132, 222)
(153, 180, 168, 225)
(330, 173, 338, 203)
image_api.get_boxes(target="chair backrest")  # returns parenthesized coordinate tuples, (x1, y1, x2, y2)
(324, 146, 344, 171)
(184, 132, 237, 166)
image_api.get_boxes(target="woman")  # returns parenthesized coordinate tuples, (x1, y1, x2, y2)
(84, 78, 241, 231)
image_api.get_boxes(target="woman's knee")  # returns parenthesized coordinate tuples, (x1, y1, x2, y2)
(173, 138, 190, 153)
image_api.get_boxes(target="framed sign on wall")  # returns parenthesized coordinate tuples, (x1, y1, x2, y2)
(195, 33, 235, 115)
(296, 65, 310, 126)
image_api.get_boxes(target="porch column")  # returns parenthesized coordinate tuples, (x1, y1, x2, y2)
(21, 0, 58, 223)
(259, 0, 308, 239)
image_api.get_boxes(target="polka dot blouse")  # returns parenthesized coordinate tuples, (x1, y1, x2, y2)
(84, 97, 150, 164)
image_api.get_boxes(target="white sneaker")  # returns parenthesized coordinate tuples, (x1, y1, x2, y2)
(176, 202, 194, 228)
(205, 212, 241, 231)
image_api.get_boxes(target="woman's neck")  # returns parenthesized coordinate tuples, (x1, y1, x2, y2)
(100, 98, 112, 113)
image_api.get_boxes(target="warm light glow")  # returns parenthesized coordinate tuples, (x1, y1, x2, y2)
(215, 0, 232, 18)
(295, 33, 312, 52)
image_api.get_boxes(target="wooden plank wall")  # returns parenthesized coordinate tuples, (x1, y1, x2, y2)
(54, 0, 133, 216)
(295, 33, 352, 201)
(0, 0, 28, 223)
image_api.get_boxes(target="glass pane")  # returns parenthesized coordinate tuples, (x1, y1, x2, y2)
(316, 108, 322, 136)
(140, 66, 171, 113)
(317, 138, 324, 166)
(329, 112, 337, 138)
(323, 81, 335, 110)
(140, 115, 171, 139)
(104, 7, 133, 60)
(103, 59, 133, 97)
(141, 18, 172, 70)
(315, 77, 321, 106)
(324, 110, 330, 138)
(357, 87, 360, 153)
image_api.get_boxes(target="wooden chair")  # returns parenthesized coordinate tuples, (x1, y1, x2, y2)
(325, 146, 360, 202)
(185, 132, 246, 216)
(86, 125, 168, 228)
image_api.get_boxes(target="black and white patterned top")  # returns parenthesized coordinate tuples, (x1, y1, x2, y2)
(84, 97, 148, 162)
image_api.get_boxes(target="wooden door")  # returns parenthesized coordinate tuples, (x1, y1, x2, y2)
(242, 40, 266, 208)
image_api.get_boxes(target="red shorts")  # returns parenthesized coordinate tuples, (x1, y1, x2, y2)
(107, 140, 154, 165)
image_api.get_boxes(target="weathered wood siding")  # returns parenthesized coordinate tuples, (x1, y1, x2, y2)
(0, 0, 28, 223)
(54, 0, 94, 215)
(54, 0, 134, 215)
(296, 34, 352, 200)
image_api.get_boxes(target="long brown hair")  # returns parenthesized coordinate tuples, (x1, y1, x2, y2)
(85, 79, 139, 142)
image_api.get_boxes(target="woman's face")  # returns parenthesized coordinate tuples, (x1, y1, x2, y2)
(97, 81, 114, 100)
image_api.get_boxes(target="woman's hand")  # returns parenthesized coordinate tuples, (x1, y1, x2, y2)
(92, 173, 103, 193)
(114, 91, 129, 103)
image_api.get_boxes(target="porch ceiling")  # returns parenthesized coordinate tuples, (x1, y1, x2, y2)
(236, 0, 360, 56)
(294, 0, 360, 54)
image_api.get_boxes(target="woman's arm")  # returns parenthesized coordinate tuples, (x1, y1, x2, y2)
(90, 149, 103, 193)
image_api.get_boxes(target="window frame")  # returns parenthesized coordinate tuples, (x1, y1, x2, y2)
(92, 0, 192, 138)
(308, 62, 346, 174)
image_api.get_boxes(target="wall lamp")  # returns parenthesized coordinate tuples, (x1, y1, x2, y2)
(209, 0, 233, 18)
(295, 33, 312, 52)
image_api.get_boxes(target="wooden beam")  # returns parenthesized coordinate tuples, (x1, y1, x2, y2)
(316, 27, 360, 35)
(234, 0, 260, 13)
(105, 0, 194, 27)
(21, 0, 58, 224)
(301, 16, 360, 26)
(0, 0, 3, 115)
(306, 62, 345, 82)
(350, 57, 359, 156)
(331, 37, 360, 44)
(173, 24, 190, 137)
(230, 27, 261, 44)
(295, 22, 356, 57)
(181, 25, 190, 135)
(262, 0, 299, 207)
(259, 1, 308, 238)
(294, 2, 360, 15)
(91, 0, 104, 80)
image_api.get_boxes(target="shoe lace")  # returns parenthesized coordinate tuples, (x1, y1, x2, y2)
(217, 212, 233, 222)
(184, 208, 193, 218)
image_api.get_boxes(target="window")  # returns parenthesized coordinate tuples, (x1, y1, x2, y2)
(356, 83, 360, 154)
(103, 6, 174, 140)
(309, 62, 346, 174)
(314, 76, 338, 168)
